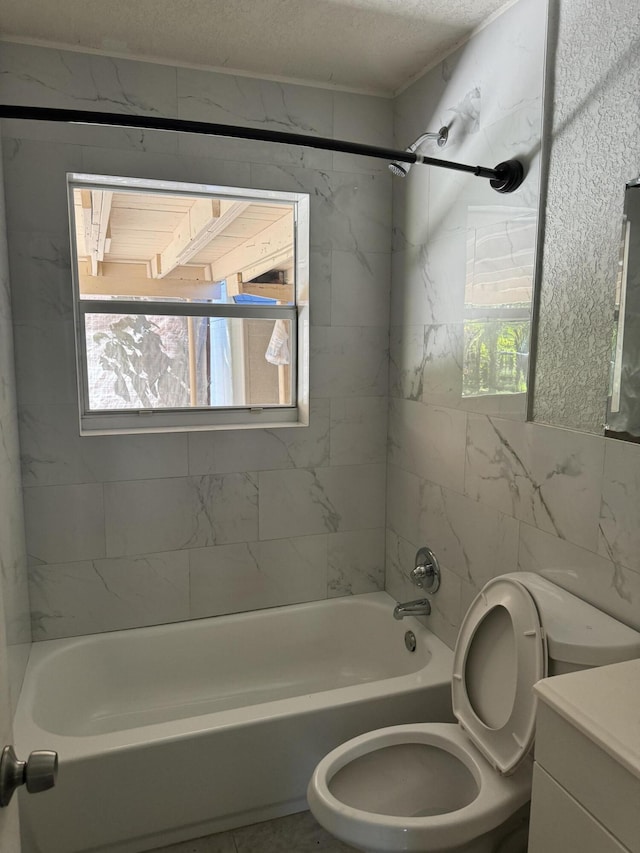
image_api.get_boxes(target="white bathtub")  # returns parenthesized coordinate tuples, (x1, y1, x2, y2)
(15, 591, 454, 853)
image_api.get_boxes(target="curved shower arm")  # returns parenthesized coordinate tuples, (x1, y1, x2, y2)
(0, 104, 525, 194)
(407, 127, 449, 151)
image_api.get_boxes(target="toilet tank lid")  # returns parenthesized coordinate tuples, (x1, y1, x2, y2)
(503, 573, 640, 666)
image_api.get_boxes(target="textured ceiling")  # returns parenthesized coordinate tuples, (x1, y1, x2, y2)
(0, 0, 510, 95)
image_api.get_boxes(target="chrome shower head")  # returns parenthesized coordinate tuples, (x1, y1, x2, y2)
(388, 162, 410, 178)
(389, 126, 448, 177)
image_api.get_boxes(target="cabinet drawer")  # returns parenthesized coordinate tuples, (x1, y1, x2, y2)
(529, 764, 629, 853)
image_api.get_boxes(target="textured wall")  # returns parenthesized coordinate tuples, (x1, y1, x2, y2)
(0, 44, 392, 639)
(533, 0, 640, 433)
(386, 0, 640, 649)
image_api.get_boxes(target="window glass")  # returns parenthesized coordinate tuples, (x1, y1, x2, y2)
(69, 175, 308, 433)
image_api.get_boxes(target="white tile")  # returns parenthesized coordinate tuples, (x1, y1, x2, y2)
(599, 439, 640, 573)
(327, 529, 385, 597)
(6, 118, 179, 155)
(20, 404, 189, 486)
(385, 529, 460, 649)
(389, 324, 463, 407)
(177, 68, 333, 170)
(259, 464, 385, 540)
(417, 480, 519, 589)
(422, 324, 464, 407)
(465, 416, 604, 552)
(105, 474, 258, 556)
(424, 563, 462, 650)
(310, 326, 388, 398)
(178, 67, 333, 143)
(29, 552, 190, 640)
(178, 128, 332, 171)
(23, 484, 105, 564)
(189, 536, 327, 618)
(2, 138, 82, 235)
(8, 231, 73, 327)
(310, 248, 332, 327)
(389, 325, 425, 401)
(332, 91, 394, 174)
(188, 399, 330, 475)
(388, 398, 467, 493)
(469, 0, 546, 131)
(387, 464, 518, 590)
(249, 164, 392, 255)
(12, 315, 78, 407)
(519, 522, 640, 633)
(390, 230, 467, 327)
(386, 463, 423, 547)
(330, 397, 387, 466)
(0, 43, 178, 116)
(331, 250, 391, 328)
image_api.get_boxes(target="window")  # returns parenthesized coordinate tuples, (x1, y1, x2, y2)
(68, 174, 309, 434)
(462, 206, 535, 398)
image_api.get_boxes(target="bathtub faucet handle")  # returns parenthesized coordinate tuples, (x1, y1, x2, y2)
(410, 546, 440, 594)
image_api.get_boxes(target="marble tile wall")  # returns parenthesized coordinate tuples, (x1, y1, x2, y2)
(386, 0, 640, 647)
(0, 43, 391, 639)
(0, 135, 31, 713)
(2, 0, 639, 658)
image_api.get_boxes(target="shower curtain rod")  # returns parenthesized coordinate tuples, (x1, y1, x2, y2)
(0, 104, 525, 194)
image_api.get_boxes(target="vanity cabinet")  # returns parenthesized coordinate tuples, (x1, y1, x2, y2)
(528, 659, 640, 853)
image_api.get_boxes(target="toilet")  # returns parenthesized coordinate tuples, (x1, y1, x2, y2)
(307, 573, 640, 853)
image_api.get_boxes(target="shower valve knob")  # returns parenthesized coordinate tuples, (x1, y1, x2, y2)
(410, 546, 441, 594)
(0, 745, 58, 807)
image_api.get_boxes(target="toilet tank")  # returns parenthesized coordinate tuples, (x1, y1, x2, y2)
(505, 573, 640, 675)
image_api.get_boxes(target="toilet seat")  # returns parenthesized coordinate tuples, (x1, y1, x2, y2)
(307, 723, 532, 853)
(452, 577, 547, 774)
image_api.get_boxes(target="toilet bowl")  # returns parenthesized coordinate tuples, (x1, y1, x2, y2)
(307, 573, 640, 853)
(308, 723, 531, 853)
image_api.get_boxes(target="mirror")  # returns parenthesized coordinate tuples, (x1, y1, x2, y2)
(605, 179, 640, 442)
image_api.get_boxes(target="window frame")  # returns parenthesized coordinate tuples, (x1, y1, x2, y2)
(67, 173, 310, 435)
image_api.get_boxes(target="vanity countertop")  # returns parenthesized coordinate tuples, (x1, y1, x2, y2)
(534, 658, 640, 781)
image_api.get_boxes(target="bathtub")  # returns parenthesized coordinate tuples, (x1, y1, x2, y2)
(15, 591, 454, 853)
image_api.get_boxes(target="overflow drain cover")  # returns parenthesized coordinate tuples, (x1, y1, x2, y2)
(404, 630, 417, 652)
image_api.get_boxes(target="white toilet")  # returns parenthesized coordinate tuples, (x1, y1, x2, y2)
(307, 573, 640, 853)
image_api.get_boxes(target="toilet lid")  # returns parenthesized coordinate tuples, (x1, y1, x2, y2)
(452, 577, 547, 775)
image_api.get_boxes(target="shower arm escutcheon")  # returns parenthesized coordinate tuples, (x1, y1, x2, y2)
(0, 105, 525, 194)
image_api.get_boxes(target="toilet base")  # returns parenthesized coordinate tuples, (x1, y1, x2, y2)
(358, 804, 529, 853)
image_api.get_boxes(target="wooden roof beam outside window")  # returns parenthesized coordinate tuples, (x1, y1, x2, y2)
(81, 189, 113, 275)
(150, 199, 250, 279)
(207, 213, 294, 286)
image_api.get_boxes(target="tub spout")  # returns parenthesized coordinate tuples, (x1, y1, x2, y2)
(393, 598, 431, 619)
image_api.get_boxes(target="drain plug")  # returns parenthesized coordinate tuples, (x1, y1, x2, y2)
(404, 630, 417, 652)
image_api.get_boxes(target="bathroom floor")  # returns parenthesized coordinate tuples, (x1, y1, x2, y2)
(149, 811, 357, 852)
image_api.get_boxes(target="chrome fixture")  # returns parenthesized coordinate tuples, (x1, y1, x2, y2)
(411, 546, 441, 593)
(404, 630, 417, 652)
(0, 745, 58, 807)
(393, 598, 431, 619)
(389, 127, 448, 177)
